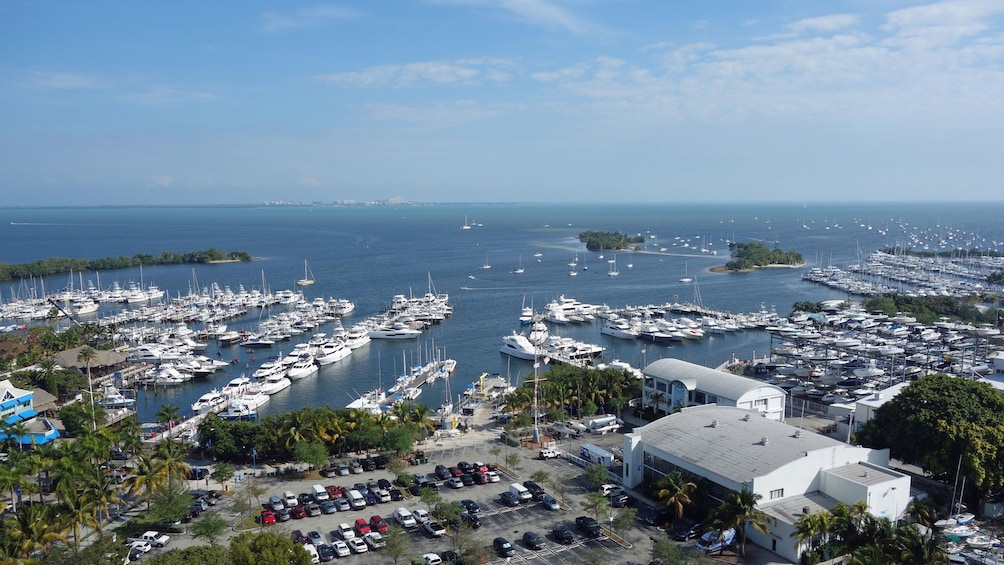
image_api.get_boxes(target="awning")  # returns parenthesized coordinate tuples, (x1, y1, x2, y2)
(4, 409, 38, 424)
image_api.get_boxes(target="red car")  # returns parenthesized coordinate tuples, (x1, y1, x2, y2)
(449, 466, 464, 477)
(326, 485, 344, 499)
(370, 515, 389, 533)
(256, 510, 276, 525)
(354, 518, 372, 536)
(291, 505, 307, 519)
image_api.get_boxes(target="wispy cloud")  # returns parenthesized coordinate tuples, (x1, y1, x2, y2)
(881, 0, 1004, 46)
(365, 100, 515, 124)
(315, 59, 516, 88)
(434, 0, 593, 34)
(263, 5, 359, 33)
(19, 70, 104, 90)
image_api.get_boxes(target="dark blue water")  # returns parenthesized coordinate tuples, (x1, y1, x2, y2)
(3, 202, 1003, 423)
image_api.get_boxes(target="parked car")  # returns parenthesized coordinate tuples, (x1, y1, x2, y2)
(316, 543, 335, 562)
(673, 522, 704, 541)
(291, 505, 307, 519)
(422, 520, 446, 537)
(345, 537, 367, 553)
(389, 488, 404, 501)
(308, 531, 324, 546)
(486, 471, 501, 483)
(291, 530, 308, 545)
(393, 507, 417, 529)
(522, 531, 545, 550)
(284, 491, 300, 507)
(353, 518, 371, 536)
(459, 474, 475, 486)
(413, 508, 431, 524)
(377, 478, 392, 490)
(541, 494, 560, 511)
(256, 510, 276, 525)
(599, 484, 623, 497)
(333, 497, 350, 512)
(363, 532, 386, 549)
(472, 472, 489, 485)
(499, 491, 521, 507)
(336, 522, 355, 540)
(376, 488, 391, 503)
(493, 537, 516, 557)
(369, 515, 389, 533)
(576, 516, 602, 538)
(325, 485, 344, 499)
(336, 463, 350, 476)
(435, 465, 452, 480)
(268, 496, 284, 511)
(460, 499, 480, 514)
(320, 501, 337, 514)
(446, 477, 464, 489)
(522, 480, 546, 501)
(551, 526, 574, 544)
(457, 461, 474, 474)
(306, 503, 322, 517)
(423, 553, 442, 565)
(449, 466, 464, 477)
(330, 540, 350, 557)
(298, 493, 315, 506)
(277, 507, 292, 521)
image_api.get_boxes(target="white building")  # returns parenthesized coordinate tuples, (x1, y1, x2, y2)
(623, 405, 911, 563)
(641, 358, 787, 421)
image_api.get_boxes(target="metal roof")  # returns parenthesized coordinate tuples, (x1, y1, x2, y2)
(642, 358, 783, 402)
(634, 405, 844, 485)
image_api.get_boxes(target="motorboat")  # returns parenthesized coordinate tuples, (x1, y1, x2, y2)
(367, 323, 422, 339)
(966, 533, 999, 549)
(935, 513, 977, 528)
(344, 325, 372, 349)
(286, 353, 318, 380)
(315, 340, 351, 365)
(221, 375, 253, 397)
(499, 332, 538, 361)
(600, 318, 639, 339)
(191, 389, 226, 414)
(258, 373, 292, 395)
(96, 386, 135, 409)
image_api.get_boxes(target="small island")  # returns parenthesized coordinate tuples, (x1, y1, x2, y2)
(0, 248, 253, 282)
(712, 241, 805, 272)
(577, 230, 645, 252)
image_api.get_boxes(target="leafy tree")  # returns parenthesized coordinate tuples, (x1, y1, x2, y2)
(529, 470, 550, 485)
(584, 463, 609, 488)
(505, 452, 520, 470)
(709, 486, 771, 556)
(613, 505, 637, 533)
(229, 531, 312, 565)
(382, 524, 411, 565)
(488, 445, 502, 467)
(653, 472, 696, 521)
(143, 545, 233, 565)
(190, 511, 229, 547)
(292, 441, 327, 469)
(418, 486, 440, 509)
(857, 374, 1004, 508)
(651, 537, 687, 565)
(582, 491, 609, 521)
(211, 462, 235, 492)
(548, 473, 571, 502)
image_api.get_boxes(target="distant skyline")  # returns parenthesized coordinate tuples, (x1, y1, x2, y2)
(2, 1, 1003, 206)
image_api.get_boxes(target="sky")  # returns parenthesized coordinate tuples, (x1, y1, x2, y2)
(1, 0, 1003, 206)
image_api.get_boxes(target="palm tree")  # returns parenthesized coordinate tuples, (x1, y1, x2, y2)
(156, 403, 181, 430)
(653, 472, 696, 522)
(127, 452, 166, 509)
(154, 438, 191, 485)
(894, 521, 945, 565)
(713, 486, 771, 556)
(76, 346, 99, 431)
(56, 479, 98, 550)
(78, 466, 123, 533)
(851, 543, 888, 565)
(792, 510, 830, 556)
(647, 390, 665, 416)
(4, 500, 67, 558)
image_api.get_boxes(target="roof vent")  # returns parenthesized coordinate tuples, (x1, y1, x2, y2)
(742, 413, 751, 422)
(793, 429, 803, 438)
(711, 419, 720, 428)
(802, 506, 810, 515)
(761, 436, 770, 445)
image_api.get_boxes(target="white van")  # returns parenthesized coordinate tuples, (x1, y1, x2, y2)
(509, 482, 531, 502)
(347, 489, 366, 510)
(312, 484, 329, 501)
(303, 543, 320, 564)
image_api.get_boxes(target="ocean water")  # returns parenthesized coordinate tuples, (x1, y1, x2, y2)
(3, 202, 1003, 424)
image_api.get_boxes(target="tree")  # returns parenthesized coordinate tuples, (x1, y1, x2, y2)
(613, 506, 637, 533)
(5, 500, 67, 558)
(382, 524, 411, 565)
(211, 462, 235, 492)
(191, 511, 229, 547)
(654, 472, 696, 521)
(584, 463, 609, 488)
(792, 510, 830, 556)
(549, 473, 572, 502)
(582, 491, 609, 520)
(710, 486, 771, 556)
(648, 390, 665, 416)
(488, 445, 502, 467)
(858, 374, 1004, 509)
(143, 545, 233, 565)
(229, 530, 312, 565)
(76, 346, 99, 431)
(292, 441, 327, 469)
(128, 452, 167, 509)
(529, 470, 550, 486)
(652, 537, 687, 565)
(156, 403, 181, 428)
(418, 486, 440, 510)
(505, 451, 520, 470)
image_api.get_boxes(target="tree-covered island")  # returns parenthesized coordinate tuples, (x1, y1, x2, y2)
(720, 241, 804, 271)
(0, 248, 253, 282)
(577, 230, 645, 252)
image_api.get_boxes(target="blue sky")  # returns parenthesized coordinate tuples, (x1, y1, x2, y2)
(2, 1, 1003, 205)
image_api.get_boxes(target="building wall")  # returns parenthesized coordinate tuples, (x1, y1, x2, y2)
(642, 379, 786, 421)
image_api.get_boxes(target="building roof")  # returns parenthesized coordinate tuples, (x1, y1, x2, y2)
(0, 379, 32, 400)
(825, 461, 903, 487)
(643, 358, 782, 401)
(759, 491, 841, 525)
(633, 405, 845, 485)
(51, 346, 128, 370)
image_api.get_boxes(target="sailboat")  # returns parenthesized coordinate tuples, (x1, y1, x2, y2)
(608, 254, 620, 277)
(512, 255, 525, 274)
(297, 260, 315, 286)
(461, 215, 472, 230)
(679, 261, 693, 283)
(480, 252, 491, 270)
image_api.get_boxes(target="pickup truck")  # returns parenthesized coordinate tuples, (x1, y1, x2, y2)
(539, 447, 560, 459)
(126, 531, 170, 547)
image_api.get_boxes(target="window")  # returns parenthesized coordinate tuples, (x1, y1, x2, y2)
(656, 381, 668, 393)
(769, 488, 784, 500)
(755, 398, 768, 407)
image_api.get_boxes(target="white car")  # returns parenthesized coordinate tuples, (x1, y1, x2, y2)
(336, 522, 355, 540)
(486, 471, 501, 483)
(303, 543, 319, 564)
(600, 484, 624, 497)
(363, 531, 386, 549)
(126, 541, 152, 554)
(422, 520, 446, 537)
(393, 507, 417, 528)
(346, 537, 368, 554)
(376, 488, 391, 503)
(283, 490, 299, 507)
(413, 508, 431, 524)
(331, 540, 351, 557)
(447, 477, 464, 489)
(423, 553, 443, 565)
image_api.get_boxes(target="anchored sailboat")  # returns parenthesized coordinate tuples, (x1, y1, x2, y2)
(297, 260, 315, 286)
(679, 261, 693, 283)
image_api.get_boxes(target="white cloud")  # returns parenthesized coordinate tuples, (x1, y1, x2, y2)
(315, 59, 516, 88)
(20, 71, 103, 90)
(788, 14, 860, 35)
(434, 0, 593, 33)
(263, 5, 359, 33)
(364, 100, 514, 124)
(148, 175, 172, 188)
(120, 85, 217, 107)
(881, 0, 1004, 47)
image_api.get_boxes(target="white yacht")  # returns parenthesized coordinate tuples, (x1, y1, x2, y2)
(315, 340, 351, 365)
(221, 375, 253, 397)
(499, 332, 538, 360)
(600, 318, 639, 340)
(286, 353, 318, 380)
(191, 389, 226, 414)
(96, 386, 136, 409)
(259, 373, 292, 395)
(367, 323, 422, 339)
(344, 325, 372, 349)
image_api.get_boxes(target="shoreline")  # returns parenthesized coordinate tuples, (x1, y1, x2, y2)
(710, 262, 806, 274)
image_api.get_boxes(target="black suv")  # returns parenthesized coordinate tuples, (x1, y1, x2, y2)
(435, 464, 452, 480)
(522, 531, 545, 550)
(673, 522, 704, 541)
(551, 526, 574, 544)
(493, 537, 515, 557)
(575, 516, 602, 538)
(522, 480, 545, 501)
